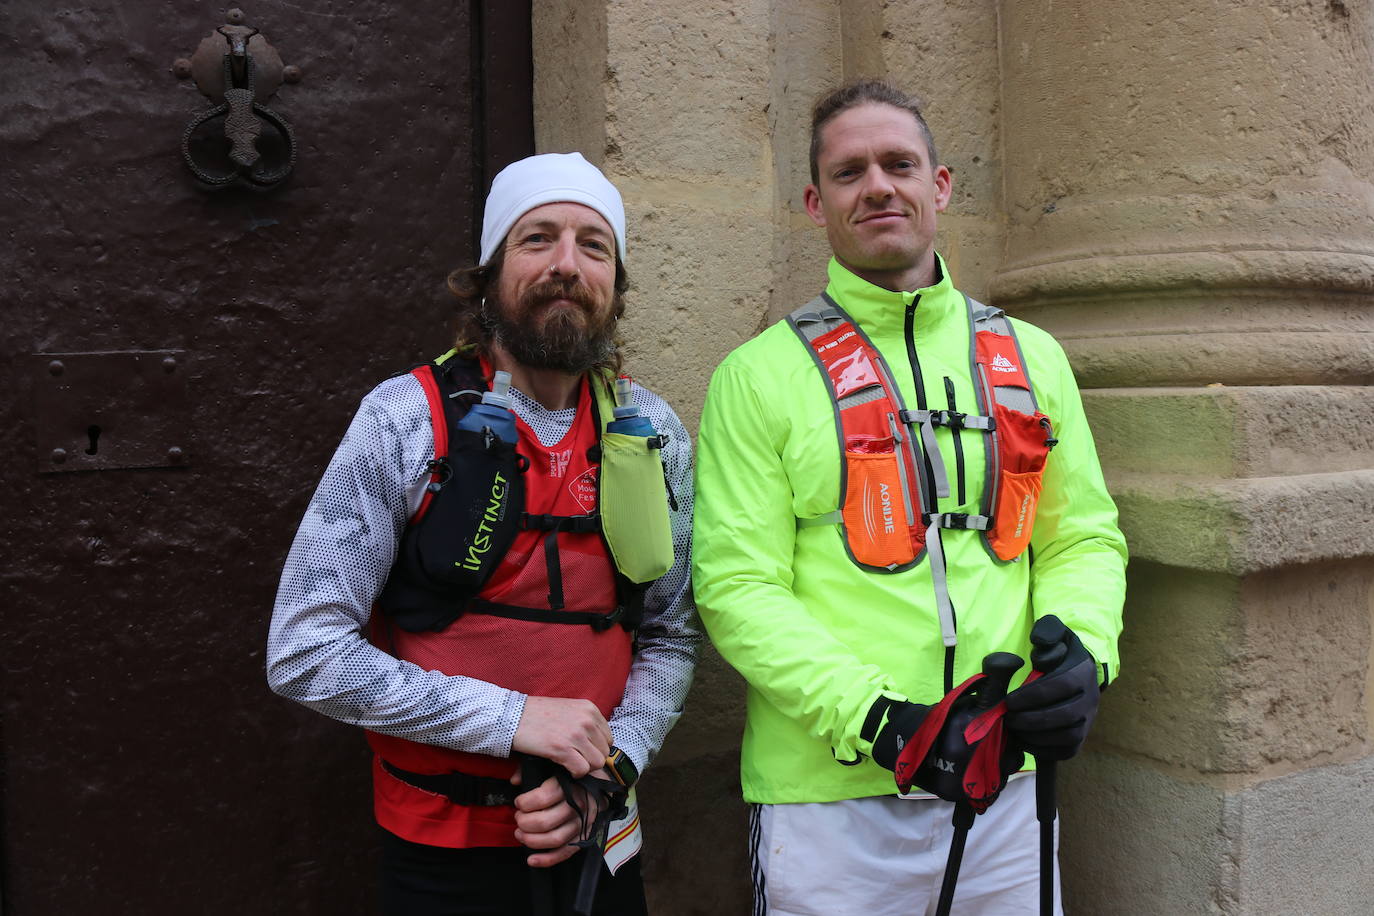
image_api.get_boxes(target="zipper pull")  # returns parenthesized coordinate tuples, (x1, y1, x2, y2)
(425, 457, 452, 493)
(1040, 417, 1058, 449)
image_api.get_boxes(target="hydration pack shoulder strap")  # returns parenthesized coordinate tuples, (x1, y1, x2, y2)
(966, 298, 1057, 562)
(787, 297, 927, 572)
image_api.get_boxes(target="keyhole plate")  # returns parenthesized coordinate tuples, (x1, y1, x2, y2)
(32, 351, 190, 473)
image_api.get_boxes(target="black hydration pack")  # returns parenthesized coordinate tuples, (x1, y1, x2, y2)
(377, 355, 527, 633)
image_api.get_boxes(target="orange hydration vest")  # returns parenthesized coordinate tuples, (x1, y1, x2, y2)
(789, 294, 1057, 659)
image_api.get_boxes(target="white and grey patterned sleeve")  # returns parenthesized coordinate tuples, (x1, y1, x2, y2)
(608, 385, 703, 776)
(265, 375, 526, 756)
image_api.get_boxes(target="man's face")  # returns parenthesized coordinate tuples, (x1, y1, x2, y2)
(804, 103, 952, 286)
(486, 201, 620, 373)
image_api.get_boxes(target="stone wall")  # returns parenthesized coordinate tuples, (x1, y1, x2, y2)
(533, 1, 1374, 912)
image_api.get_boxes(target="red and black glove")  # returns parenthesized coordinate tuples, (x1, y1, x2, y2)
(1004, 615, 1101, 761)
(869, 654, 1026, 812)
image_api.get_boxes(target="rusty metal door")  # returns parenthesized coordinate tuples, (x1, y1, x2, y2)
(0, 2, 531, 912)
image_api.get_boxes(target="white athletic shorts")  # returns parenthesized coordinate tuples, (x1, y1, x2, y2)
(748, 774, 1062, 916)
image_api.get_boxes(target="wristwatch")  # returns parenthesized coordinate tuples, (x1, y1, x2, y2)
(604, 746, 639, 788)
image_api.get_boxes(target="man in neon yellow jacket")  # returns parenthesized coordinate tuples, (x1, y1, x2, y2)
(693, 79, 1127, 914)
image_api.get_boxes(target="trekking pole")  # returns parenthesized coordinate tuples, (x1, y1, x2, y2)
(1036, 758, 1056, 916)
(1020, 632, 1069, 916)
(1025, 634, 1069, 916)
(934, 801, 976, 916)
(933, 652, 1023, 916)
(521, 756, 557, 916)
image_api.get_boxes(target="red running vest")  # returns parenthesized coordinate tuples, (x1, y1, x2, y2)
(367, 379, 633, 848)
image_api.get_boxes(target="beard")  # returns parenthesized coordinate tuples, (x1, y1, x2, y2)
(481, 277, 620, 374)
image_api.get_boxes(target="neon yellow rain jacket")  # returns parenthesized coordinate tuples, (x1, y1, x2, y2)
(693, 257, 1127, 804)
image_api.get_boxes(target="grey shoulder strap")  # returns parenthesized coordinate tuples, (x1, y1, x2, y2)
(788, 296, 845, 341)
(965, 294, 1037, 414)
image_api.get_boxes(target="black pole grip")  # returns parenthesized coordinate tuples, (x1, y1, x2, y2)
(976, 651, 1024, 708)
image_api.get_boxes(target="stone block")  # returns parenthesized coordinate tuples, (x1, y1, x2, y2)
(1232, 753, 1374, 915)
(611, 185, 775, 430)
(1059, 753, 1230, 915)
(768, 0, 842, 213)
(1095, 562, 1241, 774)
(1103, 558, 1374, 776)
(1111, 470, 1374, 576)
(605, 0, 773, 177)
(532, 0, 607, 160)
(1060, 750, 1374, 915)
(1082, 386, 1374, 481)
(878, 0, 1002, 220)
(1233, 559, 1373, 771)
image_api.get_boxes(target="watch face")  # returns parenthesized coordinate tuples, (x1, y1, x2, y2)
(607, 747, 636, 786)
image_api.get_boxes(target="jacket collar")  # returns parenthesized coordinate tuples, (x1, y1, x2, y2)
(822, 253, 961, 338)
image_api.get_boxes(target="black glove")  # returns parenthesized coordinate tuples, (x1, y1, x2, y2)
(1004, 615, 1100, 760)
(870, 700, 932, 772)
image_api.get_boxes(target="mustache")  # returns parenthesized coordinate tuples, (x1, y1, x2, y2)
(520, 278, 599, 312)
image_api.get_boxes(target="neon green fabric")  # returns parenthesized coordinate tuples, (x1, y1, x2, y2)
(692, 256, 1127, 804)
(591, 375, 675, 584)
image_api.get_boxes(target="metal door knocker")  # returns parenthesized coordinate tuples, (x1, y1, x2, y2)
(173, 9, 301, 190)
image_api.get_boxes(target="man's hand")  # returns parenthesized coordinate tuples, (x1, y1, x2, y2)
(1004, 615, 1100, 760)
(510, 770, 609, 868)
(870, 700, 932, 771)
(870, 653, 1027, 811)
(511, 696, 613, 777)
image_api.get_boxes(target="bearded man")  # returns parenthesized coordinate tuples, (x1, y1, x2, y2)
(268, 153, 699, 915)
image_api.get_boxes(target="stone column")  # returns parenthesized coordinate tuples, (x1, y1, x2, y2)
(992, 1, 1374, 912)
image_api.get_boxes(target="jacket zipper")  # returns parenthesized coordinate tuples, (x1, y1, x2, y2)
(903, 300, 937, 511)
(907, 297, 957, 692)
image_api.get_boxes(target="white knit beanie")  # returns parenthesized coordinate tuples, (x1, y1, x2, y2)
(479, 152, 627, 266)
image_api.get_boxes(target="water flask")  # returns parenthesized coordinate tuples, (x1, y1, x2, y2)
(456, 370, 518, 445)
(605, 376, 656, 437)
